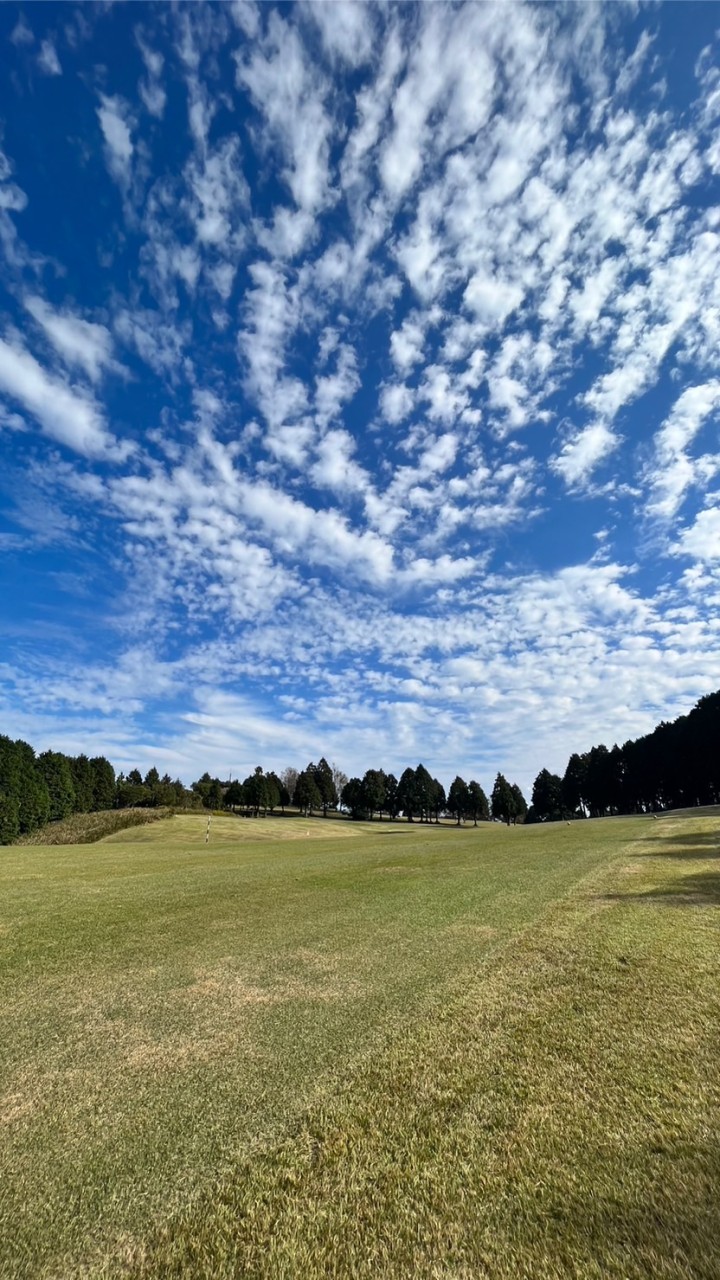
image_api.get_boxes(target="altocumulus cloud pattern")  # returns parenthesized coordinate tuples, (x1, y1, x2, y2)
(0, 1, 719, 790)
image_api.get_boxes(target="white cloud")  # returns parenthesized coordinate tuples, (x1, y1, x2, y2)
(185, 74, 216, 151)
(552, 423, 620, 488)
(569, 257, 622, 333)
(645, 381, 720, 520)
(10, 16, 34, 46)
(0, 180, 27, 213)
(184, 136, 249, 247)
(25, 296, 116, 382)
(464, 273, 524, 328)
(139, 78, 166, 119)
(379, 5, 498, 203)
(302, 0, 376, 68)
(419, 366, 469, 426)
(0, 146, 28, 220)
(314, 344, 360, 427)
(236, 12, 334, 215)
(37, 39, 62, 76)
(113, 306, 190, 377)
(96, 94, 134, 188)
(239, 478, 395, 584)
(0, 405, 26, 433)
(671, 505, 720, 563)
(238, 259, 310, 451)
(390, 316, 425, 376)
(230, 2, 260, 38)
(379, 382, 414, 426)
(0, 335, 131, 459)
(310, 428, 370, 498)
(255, 207, 315, 261)
(418, 432, 458, 474)
(340, 27, 403, 203)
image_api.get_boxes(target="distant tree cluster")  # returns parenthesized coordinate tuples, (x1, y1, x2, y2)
(223, 766, 289, 816)
(528, 691, 720, 821)
(0, 740, 203, 845)
(340, 764, 495, 825)
(116, 767, 200, 811)
(0, 739, 118, 844)
(490, 773, 528, 826)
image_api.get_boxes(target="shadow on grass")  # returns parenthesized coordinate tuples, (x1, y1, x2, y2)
(602, 869, 720, 908)
(372, 827, 443, 835)
(635, 829, 720, 859)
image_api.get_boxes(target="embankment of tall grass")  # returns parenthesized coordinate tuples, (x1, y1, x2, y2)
(13, 806, 175, 845)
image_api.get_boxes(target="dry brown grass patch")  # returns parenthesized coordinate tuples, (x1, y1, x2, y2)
(0, 1091, 37, 1126)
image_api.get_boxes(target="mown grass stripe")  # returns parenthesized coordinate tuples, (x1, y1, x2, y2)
(120, 818, 720, 1280)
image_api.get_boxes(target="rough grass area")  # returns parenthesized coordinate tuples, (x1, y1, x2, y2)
(1, 813, 718, 1278)
(12, 806, 175, 845)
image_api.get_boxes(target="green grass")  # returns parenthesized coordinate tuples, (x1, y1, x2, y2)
(1, 812, 719, 1278)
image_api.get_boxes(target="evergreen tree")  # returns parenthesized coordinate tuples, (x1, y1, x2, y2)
(467, 780, 489, 825)
(266, 771, 289, 810)
(204, 779, 224, 810)
(384, 773, 400, 819)
(308, 758, 338, 817)
(38, 751, 75, 822)
(414, 764, 434, 822)
(584, 744, 612, 817)
(70, 755, 95, 813)
(397, 766, 419, 822)
(0, 792, 19, 843)
(341, 777, 365, 819)
(447, 776, 470, 825)
(294, 770, 322, 816)
(531, 768, 564, 822)
(0, 737, 49, 834)
(14, 741, 50, 833)
(562, 753, 587, 817)
(430, 777, 446, 823)
(510, 783, 527, 824)
(491, 773, 515, 825)
(361, 768, 386, 820)
(242, 769, 265, 815)
(191, 772, 216, 807)
(91, 756, 116, 810)
(115, 779, 151, 808)
(264, 771, 280, 813)
(224, 780, 245, 810)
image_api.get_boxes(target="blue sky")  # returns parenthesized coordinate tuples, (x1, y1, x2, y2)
(1, 1, 719, 795)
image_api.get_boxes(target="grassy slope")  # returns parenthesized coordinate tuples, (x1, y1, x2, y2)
(13, 807, 175, 845)
(1, 813, 718, 1278)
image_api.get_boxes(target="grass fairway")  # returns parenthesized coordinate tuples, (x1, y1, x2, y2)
(1, 813, 719, 1278)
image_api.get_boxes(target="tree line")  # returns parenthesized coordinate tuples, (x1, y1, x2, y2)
(339, 764, 526, 826)
(528, 690, 720, 821)
(1, 689, 717, 843)
(0, 738, 527, 844)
